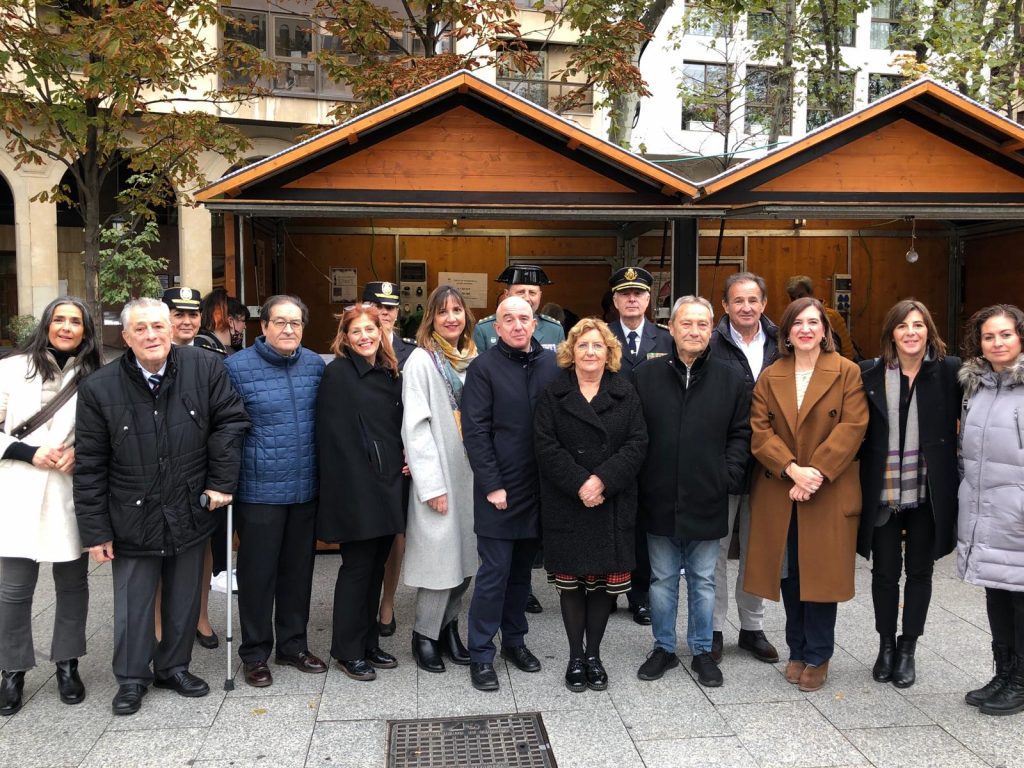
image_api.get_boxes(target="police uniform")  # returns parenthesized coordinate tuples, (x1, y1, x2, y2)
(607, 266, 672, 624)
(161, 287, 225, 355)
(363, 281, 416, 369)
(472, 265, 565, 352)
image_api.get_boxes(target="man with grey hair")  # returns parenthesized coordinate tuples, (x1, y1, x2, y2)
(75, 298, 248, 716)
(632, 296, 751, 687)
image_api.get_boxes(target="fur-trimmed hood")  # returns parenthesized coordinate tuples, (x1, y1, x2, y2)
(958, 353, 1024, 398)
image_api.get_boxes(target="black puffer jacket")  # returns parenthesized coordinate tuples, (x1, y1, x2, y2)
(74, 345, 249, 556)
(534, 369, 648, 575)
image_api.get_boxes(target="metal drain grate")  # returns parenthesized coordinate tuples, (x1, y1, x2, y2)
(386, 712, 556, 768)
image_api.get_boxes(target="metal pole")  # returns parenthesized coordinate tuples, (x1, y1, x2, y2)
(224, 502, 235, 691)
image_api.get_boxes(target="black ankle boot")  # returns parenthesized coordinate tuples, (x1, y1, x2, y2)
(440, 620, 470, 666)
(872, 635, 897, 682)
(966, 643, 1014, 707)
(55, 659, 85, 705)
(0, 670, 25, 716)
(981, 656, 1024, 716)
(412, 632, 445, 673)
(891, 635, 917, 689)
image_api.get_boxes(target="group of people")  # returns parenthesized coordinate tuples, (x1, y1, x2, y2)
(2, 264, 1023, 722)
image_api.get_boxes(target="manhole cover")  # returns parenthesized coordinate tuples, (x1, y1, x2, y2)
(386, 712, 556, 768)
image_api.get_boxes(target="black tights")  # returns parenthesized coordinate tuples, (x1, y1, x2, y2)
(986, 587, 1024, 657)
(559, 588, 616, 659)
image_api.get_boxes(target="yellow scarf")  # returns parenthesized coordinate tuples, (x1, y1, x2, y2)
(431, 332, 477, 372)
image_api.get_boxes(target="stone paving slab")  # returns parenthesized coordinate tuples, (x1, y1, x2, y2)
(4, 554, 1024, 767)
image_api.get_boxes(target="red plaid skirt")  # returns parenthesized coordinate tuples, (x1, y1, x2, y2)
(546, 571, 632, 594)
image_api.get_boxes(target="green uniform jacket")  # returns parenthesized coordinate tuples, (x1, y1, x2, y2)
(473, 314, 565, 352)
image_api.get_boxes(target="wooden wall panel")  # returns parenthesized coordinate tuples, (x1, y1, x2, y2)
(531, 263, 613, 321)
(964, 231, 1024, 319)
(287, 107, 631, 194)
(699, 262, 741, 307)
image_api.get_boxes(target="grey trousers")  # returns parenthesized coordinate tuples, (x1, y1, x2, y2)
(111, 543, 204, 685)
(414, 577, 472, 640)
(713, 494, 765, 632)
(0, 555, 89, 671)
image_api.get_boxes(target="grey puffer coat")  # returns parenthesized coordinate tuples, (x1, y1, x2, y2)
(957, 353, 1024, 592)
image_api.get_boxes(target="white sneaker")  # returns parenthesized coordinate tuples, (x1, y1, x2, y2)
(210, 569, 238, 594)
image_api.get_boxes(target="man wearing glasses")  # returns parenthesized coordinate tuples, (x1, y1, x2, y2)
(224, 295, 328, 688)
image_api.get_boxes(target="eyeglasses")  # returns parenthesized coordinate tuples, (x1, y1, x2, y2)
(269, 319, 304, 330)
(575, 342, 607, 353)
(343, 303, 374, 313)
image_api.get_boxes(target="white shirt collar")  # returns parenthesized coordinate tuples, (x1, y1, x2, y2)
(135, 358, 167, 382)
(620, 318, 645, 339)
(729, 321, 764, 348)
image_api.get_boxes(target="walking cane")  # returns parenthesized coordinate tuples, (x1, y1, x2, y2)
(224, 501, 235, 691)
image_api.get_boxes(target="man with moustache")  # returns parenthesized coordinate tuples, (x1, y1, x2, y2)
(708, 272, 780, 664)
(74, 298, 248, 715)
(461, 296, 558, 691)
(474, 265, 565, 352)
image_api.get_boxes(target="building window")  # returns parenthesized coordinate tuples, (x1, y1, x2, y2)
(870, 0, 913, 49)
(745, 66, 792, 135)
(806, 71, 855, 130)
(685, 2, 733, 37)
(496, 47, 594, 115)
(681, 61, 731, 131)
(808, 14, 855, 46)
(747, 9, 779, 40)
(868, 72, 906, 101)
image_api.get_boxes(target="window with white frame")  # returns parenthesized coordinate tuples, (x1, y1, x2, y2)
(868, 72, 906, 101)
(496, 46, 594, 115)
(870, 0, 914, 49)
(681, 61, 731, 131)
(745, 66, 792, 135)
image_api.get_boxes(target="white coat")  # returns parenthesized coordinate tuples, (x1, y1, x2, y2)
(0, 353, 82, 562)
(400, 347, 477, 590)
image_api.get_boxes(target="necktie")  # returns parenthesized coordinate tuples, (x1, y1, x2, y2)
(148, 373, 163, 396)
(627, 330, 638, 357)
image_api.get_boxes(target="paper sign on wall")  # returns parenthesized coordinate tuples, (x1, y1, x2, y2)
(330, 267, 358, 304)
(437, 271, 489, 309)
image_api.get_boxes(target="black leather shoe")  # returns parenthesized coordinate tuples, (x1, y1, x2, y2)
(412, 632, 445, 673)
(378, 614, 397, 637)
(470, 662, 499, 691)
(339, 659, 376, 681)
(565, 657, 587, 692)
(525, 591, 543, 614)
(440, 620, 471, 666)
(242, 660, 273, 688)
(55, 659, 85, 705)
(872, 634, 897, 683)
(111, 683, 146, 716)
(710, 631, 724, 663)
(275, 651, 328, 674)
(691, 652, 724, 687)
(153, 670, 210, 698)
(0, 670, 25, 716)
(366, 647, 398, 669)
(584, 656, 608, 691)
(631, 601, 652, 626)
(891, 635, 917, 689)
(738, 629, 780, 663)
(501, 645, 541, 673)
(967, 643, 1014, 707)
(637, 648, 679, 681)
(195, 629, 219, 650)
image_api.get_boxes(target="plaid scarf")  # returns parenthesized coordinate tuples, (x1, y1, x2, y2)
(880, 363, 927, 511)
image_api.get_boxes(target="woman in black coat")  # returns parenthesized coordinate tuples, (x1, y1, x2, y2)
(316, 304, 404, 682)
(858, 299, 961, 689)
(534, 318, 648, 693)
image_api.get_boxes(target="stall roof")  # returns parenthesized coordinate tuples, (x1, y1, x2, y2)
(197, 70, 698, 220)
(696, 78, 1024, 219)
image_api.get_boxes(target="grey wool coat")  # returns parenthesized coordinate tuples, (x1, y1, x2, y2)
(401, 347, 477, 590)
(957, 353, 1024, 592)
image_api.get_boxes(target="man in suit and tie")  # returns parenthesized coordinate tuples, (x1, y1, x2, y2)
(608, 266, 672, 625)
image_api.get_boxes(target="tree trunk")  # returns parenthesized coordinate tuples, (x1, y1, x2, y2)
(768, 0, 796, 145)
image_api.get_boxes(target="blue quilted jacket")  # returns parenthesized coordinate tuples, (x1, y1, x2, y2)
(224, 337, 325, 504)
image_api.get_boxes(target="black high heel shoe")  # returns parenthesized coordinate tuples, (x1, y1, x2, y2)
(378, 614, 396, 637)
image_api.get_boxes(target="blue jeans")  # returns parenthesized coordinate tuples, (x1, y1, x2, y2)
(647, 534, 720, 655)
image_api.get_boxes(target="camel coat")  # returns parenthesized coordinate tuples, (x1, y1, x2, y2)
(744, 351, 868, 603)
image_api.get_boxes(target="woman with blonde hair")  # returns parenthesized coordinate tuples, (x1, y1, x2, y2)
(316, 304, 404, 681)
(534, 317, 648, 692)
(402, 285, 478, 673)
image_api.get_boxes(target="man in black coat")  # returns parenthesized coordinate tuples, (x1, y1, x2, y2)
(75, 298, 248, 716)
(707, 272, 780, 665)
(632, 296, 751, 688)
(607, 266, 673, 626)
(461, 296, 558, 691)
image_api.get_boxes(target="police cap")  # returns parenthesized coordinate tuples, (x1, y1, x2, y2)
(362, 281, 400, 307)
(495, 264, 552, 286)
(162, 287, 202, 312)
(609, 266, 653, 293)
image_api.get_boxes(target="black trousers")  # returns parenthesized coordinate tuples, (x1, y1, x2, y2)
(870, 503, 935, 638)
(467, 536, 539, 663)
(235, 500, 317, 663)
(986, 587, 1024, 657)
(331, 535, 394, 661)
(111, 543, 204, 685)
(628, 525, 651, 607)
(780, 506, 837, 667)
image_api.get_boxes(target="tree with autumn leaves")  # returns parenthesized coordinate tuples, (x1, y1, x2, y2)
(0, 0, 269, 322)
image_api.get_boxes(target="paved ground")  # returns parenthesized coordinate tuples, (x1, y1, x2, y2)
(1, 550, 1021, 768)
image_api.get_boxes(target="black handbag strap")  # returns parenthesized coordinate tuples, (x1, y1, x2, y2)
(10, 375, 80, 440)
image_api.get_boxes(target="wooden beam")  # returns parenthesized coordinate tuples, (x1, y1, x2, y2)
(567, 138, 581, 151)
(905, 101, 1024, 168)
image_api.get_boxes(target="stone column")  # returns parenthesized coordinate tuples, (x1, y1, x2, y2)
(178, 202, 213, 296)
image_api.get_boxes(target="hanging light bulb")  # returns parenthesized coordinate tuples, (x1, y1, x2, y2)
(905, 218, 919, 264)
